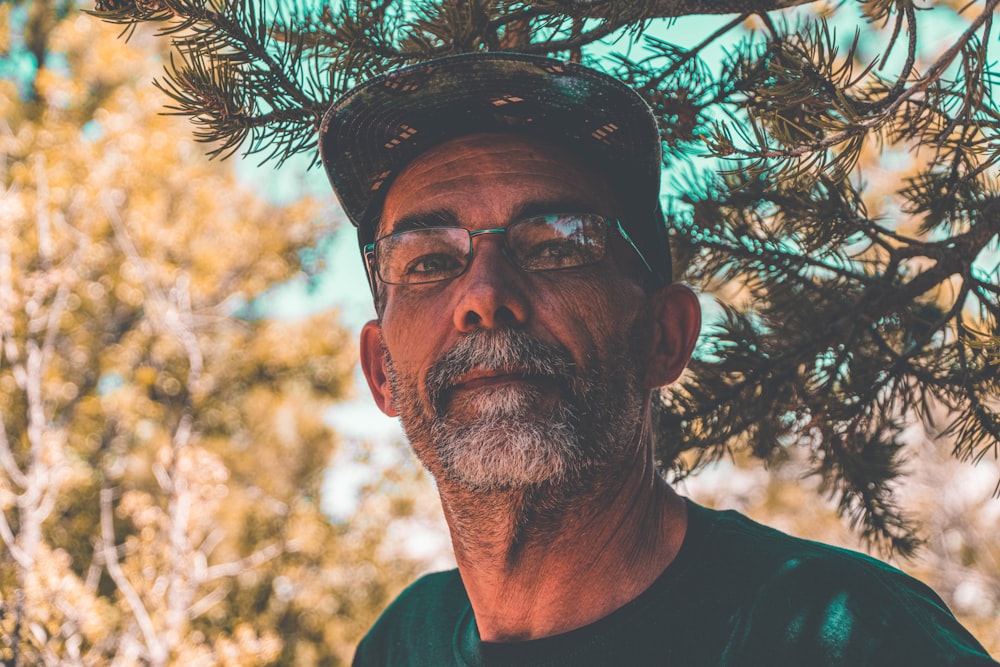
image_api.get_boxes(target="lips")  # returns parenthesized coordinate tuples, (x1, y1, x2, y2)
(451, 368, 549, 392)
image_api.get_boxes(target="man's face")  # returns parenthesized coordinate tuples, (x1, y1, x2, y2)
(363, 133, 657, 492)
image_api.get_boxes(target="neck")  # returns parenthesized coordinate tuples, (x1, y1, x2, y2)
(437, 444, 688, 642)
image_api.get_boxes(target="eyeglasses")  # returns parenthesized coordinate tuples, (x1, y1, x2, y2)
(364, 213, 653, 287)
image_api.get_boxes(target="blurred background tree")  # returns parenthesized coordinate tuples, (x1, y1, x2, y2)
(1, 1, 437, 664)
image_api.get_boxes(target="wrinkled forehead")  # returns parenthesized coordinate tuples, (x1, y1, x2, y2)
(378, 132, 622, 238)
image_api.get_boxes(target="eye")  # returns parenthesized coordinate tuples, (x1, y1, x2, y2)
(402, 253, 465, 279)
(522, 239, 588, 267)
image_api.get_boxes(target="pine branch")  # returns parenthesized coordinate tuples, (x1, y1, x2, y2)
(547, 0, 812, 18)
(709, 0, 999, 176)
(90, 0, 327, 164)
(664, 148, 999, 551)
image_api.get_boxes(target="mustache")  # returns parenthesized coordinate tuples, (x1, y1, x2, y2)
(425, 329, 577, 410)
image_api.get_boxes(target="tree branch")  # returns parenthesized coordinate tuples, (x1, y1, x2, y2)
(725, 0, 999, 162)
(100, 487, 167, 666)
(203, 541, 283, 581)
(167, 3, 316, 111)
(555, 0, 812, 19)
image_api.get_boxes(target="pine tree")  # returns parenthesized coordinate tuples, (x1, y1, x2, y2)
(82, 0, 999, 552)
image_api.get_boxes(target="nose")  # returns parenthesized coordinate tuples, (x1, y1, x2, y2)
(452, 233, 530, 332)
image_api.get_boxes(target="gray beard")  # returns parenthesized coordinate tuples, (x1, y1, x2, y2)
(383, 317, 650, 493)
(429, 382, 584, 490)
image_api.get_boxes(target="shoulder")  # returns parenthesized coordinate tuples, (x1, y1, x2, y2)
(693, 503, 945, 605)
(689, 501, 926, 584)
(352, 569, 469, 667)
(684, 502, 996, 666)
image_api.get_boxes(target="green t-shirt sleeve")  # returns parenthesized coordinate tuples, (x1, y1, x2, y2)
(724, 554, 996, 666)
(700, 508, 996, 667)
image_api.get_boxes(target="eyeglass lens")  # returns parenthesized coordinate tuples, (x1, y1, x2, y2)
(375, 214, 609, 285)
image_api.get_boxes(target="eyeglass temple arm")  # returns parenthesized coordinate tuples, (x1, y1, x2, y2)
(363, 245, 379, 301)
(613, 220, 655, 278)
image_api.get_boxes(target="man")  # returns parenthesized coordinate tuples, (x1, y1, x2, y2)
(319, 52, 997, 666)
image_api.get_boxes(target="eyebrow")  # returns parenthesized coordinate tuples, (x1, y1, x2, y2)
(388, 209, 460, 233)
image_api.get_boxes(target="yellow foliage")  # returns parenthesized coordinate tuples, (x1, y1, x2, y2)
(1, 5, 429, 665)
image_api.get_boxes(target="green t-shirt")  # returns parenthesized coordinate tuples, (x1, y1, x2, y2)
(353, 501, 997, 666)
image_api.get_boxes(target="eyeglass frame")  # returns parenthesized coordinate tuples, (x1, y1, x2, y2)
(361, 213, 654, 298)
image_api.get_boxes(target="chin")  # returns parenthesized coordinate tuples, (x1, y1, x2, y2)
(430, 406, 583, 491)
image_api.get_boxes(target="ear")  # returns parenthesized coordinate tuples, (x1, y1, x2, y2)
(645, 284, 701, 389)
(360, 320, 398, 417)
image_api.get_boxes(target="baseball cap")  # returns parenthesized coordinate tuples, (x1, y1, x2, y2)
(319, 51, 672, 285)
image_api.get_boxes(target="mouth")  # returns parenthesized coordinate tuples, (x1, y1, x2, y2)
(449, 368, 559, 394)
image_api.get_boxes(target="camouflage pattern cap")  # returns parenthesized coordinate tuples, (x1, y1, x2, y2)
(319, 51, 671, 285)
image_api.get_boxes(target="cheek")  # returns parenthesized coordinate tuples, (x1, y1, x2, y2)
(380, 292, 452, 379)
(382, 281, 454, 321)
(381, 328, 431, 381)
(538, 274, 647, 361)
